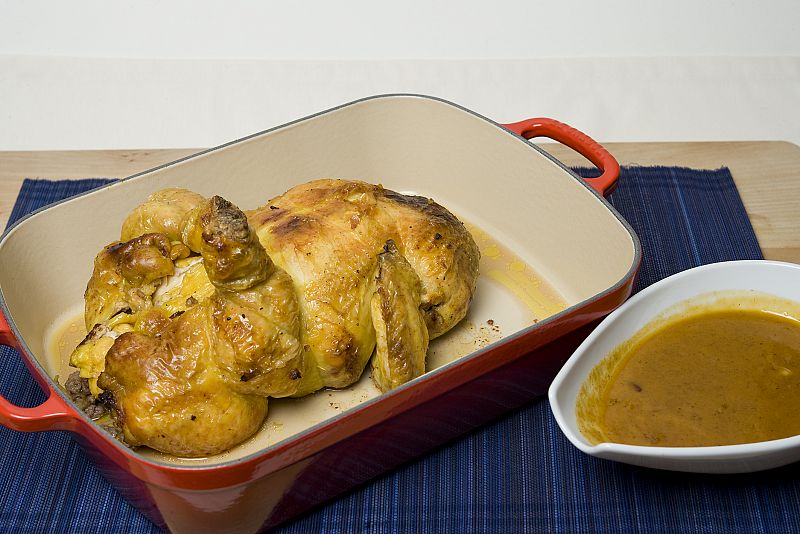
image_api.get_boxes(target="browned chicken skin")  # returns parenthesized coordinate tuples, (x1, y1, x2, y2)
(70, 179, 479, 457)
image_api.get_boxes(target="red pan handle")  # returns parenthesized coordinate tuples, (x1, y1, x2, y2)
(503, 118, 620, 197)
(0, 311, 78, 432)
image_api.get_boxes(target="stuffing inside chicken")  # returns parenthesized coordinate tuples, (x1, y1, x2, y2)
(68, 179, 480, 457)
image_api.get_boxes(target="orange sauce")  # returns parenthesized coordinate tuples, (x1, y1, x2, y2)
(578, 293, 800, 447)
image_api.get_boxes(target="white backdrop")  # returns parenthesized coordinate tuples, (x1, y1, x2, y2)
(1, 0, 799, 149)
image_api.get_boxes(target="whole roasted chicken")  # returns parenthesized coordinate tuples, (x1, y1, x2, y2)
(68, 179, 479, 457)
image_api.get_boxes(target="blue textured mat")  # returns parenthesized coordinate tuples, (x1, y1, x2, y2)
(1, 168, 784, 533)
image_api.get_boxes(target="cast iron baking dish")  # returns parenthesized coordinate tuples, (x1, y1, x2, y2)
(0, 94, 639, 532)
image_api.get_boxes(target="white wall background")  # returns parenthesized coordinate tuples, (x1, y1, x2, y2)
(1, 0, 799, 149)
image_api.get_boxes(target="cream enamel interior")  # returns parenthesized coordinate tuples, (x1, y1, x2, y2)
(0, 95, 637, 464)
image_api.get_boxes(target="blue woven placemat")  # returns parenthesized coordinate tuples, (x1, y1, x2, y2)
(1, 168, 787, 533)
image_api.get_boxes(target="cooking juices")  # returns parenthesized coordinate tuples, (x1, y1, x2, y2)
(46, 223, 568, 464)
(577, 293, 800, 447)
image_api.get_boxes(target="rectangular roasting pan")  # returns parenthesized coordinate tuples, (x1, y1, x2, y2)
(0, 94, 640, 533)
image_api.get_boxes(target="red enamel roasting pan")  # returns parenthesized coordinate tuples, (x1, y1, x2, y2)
(0, 95, 640, 532)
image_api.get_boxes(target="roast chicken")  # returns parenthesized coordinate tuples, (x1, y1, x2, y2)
(68, 179, 480, 457)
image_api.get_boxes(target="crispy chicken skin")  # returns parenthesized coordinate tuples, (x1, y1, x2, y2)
(71, 179, 479, 457)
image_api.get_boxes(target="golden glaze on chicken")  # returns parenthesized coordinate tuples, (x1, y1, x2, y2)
(69, 179, 479, 457)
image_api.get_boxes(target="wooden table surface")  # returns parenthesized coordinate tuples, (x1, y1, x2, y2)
(1, 141, 798, 262)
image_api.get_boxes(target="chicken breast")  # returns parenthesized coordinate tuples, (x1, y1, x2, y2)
(70, 179, 479, 457)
